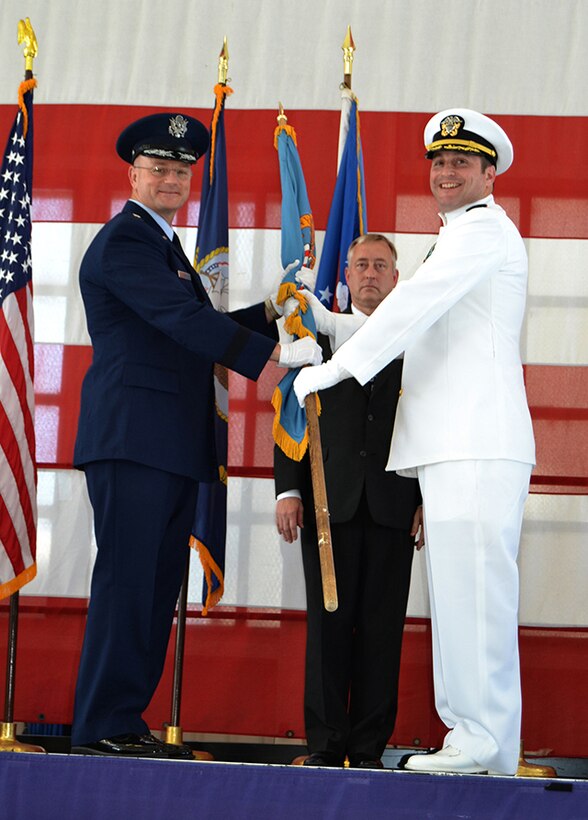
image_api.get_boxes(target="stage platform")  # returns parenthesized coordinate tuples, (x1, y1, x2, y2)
(2, 740, 588, 820)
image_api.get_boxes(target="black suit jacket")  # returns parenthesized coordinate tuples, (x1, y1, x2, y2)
(274, 334, 420, 529)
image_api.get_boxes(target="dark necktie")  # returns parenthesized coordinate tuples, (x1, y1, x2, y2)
(423, 242, 436, 262)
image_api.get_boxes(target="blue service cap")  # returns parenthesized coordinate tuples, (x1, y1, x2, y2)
(424, 108, 513, 174)
(116, 112, 210, 164)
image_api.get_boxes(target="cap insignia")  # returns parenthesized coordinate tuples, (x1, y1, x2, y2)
(440, 115, 464, 138)
(168, 115, 189, 139)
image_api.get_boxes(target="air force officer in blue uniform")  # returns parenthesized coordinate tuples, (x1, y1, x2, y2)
(71, 113, 321, 758)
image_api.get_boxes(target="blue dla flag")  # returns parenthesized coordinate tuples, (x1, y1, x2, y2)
(271, 120, 319, 462)
(314, 89, 368, 312)
(191, 83, 232, 614)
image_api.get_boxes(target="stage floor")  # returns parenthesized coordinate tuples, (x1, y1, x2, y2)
(3, 745, 588, 820)
(12, 734, 588, 780)
(18, 734, 588, 779)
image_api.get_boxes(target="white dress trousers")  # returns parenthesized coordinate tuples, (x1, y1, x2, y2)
(417, 458, 532, 775)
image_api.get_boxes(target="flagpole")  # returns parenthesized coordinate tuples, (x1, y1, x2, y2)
(300, 31, 361, 615)
(304, 395, 338, 612)
(0, 18, 44, 756)
(163, 40, 232, 761)
(165, 552, 192, 747)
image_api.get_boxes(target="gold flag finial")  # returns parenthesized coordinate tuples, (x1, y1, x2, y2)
(342, 25, 355, 88)
(218, 37, 229, 85)
(277, 101, 288, 127)
(18, 18, 38, 74)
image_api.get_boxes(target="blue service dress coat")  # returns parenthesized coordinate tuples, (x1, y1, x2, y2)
(71, 201, 278, 746)
(74, 200, 277, 479)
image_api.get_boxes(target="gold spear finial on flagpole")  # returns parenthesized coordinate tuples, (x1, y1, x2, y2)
(277, 101, 288, 127)
(342, 25, 355, 89)
(218, 36, 229, 86)
(18, 18, 37, 77)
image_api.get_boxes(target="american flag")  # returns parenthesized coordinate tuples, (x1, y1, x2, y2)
(0, 80, 36, 599)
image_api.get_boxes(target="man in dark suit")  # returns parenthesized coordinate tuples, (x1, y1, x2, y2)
(71, 112, 321, 758)
(274, 234, 423, 769)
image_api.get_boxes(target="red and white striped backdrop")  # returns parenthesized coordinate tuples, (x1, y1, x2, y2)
(1, 0, 586, 630)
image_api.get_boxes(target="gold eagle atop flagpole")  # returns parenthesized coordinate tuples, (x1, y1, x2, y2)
(18, 18, 38, 76)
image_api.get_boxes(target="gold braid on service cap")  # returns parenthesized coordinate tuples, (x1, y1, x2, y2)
(425, 138, 497, 159)
(426, 114, 497, 160)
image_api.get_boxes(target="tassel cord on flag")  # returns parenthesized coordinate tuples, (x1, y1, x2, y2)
(191, 535, 225, 616)
(207, 83, 233, 185)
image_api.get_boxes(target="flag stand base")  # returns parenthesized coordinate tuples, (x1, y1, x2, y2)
(164, 725, 214, 761)
(516, 740, 557, 778)
(0, 722, 46, 754)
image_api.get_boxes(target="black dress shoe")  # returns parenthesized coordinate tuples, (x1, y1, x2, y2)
(71, 732, 193, 759)
(348, 757, 385, 770)
(302, 752, 344, 767)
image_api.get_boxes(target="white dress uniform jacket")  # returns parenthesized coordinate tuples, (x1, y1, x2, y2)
(332, 194, 536, 476)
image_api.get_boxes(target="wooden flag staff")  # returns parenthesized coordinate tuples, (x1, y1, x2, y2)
(304, 395, 338, 612)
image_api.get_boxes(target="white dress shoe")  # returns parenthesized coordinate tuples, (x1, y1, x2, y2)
(404, 745, 488, 774)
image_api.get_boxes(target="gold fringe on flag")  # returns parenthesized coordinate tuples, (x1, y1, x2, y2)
(270, 384, 321, 462)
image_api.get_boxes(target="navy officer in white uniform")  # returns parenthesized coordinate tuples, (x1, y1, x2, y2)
(71, 112, 321, 758)
(294, 109, 535, 776)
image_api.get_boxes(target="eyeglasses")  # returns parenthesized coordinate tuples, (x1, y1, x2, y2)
(133, 164, 192, 181)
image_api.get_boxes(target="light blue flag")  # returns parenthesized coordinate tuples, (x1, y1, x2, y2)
(271, 121, 319, 461)
(314, 92, 368, 312)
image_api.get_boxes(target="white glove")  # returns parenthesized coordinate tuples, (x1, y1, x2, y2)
(302, 291, 336, 336)
(282, 295, 300, 318)
(267, 259, 301, 317)
(293, 359, 351, 406)
(295, 265, 317, 291)
(303, 292, 367, 351)
(277, 336, 323, 368)
(336, 281, 349, 312)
